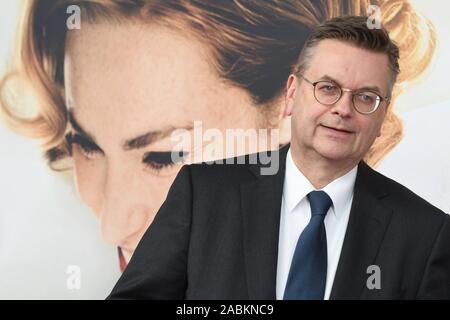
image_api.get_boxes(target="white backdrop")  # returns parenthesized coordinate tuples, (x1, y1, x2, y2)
(0, 1, 121, 299)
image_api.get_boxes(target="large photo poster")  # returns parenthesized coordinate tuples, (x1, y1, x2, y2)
(0, 0, 449, 299)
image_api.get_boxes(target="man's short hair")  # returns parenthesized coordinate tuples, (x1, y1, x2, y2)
(295, 15, 400, 93)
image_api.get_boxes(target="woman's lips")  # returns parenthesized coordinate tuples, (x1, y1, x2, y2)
(120, 247, 134, 263)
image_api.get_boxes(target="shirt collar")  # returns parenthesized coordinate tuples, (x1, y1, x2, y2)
(283, 147, 357, 219)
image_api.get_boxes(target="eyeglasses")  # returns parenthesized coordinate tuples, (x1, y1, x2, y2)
(297, 73, 390, 115)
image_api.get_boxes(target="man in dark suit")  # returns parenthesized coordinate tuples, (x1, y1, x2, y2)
(108, 16, 450, 299)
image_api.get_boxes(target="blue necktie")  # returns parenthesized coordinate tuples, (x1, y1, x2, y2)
(283, 191, 332, 300)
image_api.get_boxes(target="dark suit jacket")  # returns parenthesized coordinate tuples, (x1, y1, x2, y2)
(108, 145, 450, 299)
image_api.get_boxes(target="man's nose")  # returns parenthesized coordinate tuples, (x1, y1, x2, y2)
(330, 91, 354, 117)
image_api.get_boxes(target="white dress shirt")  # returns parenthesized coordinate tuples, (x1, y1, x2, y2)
(276, 148, 357, 300)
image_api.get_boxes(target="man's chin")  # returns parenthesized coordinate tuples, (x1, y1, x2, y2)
(315, 146, 353, 162)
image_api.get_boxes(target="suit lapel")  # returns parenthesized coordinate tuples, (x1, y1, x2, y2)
(330, 162, 393, 299)
(240, 146, 288, 299)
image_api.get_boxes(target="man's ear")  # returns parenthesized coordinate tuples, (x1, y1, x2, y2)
(284, 74, 298, 117)
(274, 74, 298, 146)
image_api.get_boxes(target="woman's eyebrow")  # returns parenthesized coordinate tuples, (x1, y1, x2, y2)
(123, 125, 193, 151)
(68, 109, 193, 151)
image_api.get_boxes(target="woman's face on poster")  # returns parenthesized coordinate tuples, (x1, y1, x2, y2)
(64, 22, 268, 263)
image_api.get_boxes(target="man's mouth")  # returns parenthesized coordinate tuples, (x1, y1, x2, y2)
(320, 124, 354, 134)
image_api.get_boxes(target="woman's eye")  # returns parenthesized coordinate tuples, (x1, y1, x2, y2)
(143, 151, 189, 172)
(66, 133, 102, 159)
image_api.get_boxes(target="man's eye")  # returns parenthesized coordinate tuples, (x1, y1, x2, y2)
(318, 83, 338, 93)
(143, 151, 189, 172)
(357, 93, 375, 103)
(67, 133, 102, 159)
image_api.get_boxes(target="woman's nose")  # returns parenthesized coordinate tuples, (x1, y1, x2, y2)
(99, 203, 151, 249)
(98, 163, 153, 249)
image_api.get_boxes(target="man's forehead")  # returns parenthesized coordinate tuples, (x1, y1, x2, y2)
(306, 39, 390, 88)
(312, 39, 387, 62)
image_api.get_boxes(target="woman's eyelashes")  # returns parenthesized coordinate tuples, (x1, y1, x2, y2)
(67, 132, 188, 172)
(142, 151, 189, 172)
(67, 132, 102, 159)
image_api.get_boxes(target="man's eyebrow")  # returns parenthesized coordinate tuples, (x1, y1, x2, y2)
(319, 74, 340, 83)
(68, 110, 98, 143)
(319, 74, 382, 93)
(124, 125, 193, 151)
